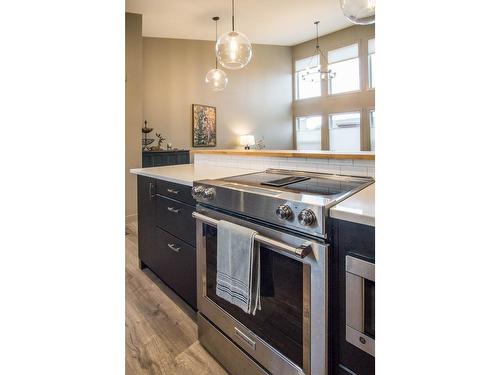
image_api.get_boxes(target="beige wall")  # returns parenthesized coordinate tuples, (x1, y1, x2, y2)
(292, 25, 375, 150)
(142, 37, 293, 150)
(125, 13, 143, 219)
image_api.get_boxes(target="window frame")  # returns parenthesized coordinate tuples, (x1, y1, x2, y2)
(294, 114, 323, 150)
(327, 42, 362, 97)
(367, 107, 375, 151)
(327, 110, 363, 152)
(367, 38, 375, 90)
(291, 32, 375, 151)
(294, 54, 322, 101)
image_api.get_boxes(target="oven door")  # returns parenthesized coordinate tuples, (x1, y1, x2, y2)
(194, 206, 328, 375)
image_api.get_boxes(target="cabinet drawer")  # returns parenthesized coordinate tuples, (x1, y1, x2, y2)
(152, 227, 197, 309)
(156, 179, 195, 206)
(155, 195, 196, 246)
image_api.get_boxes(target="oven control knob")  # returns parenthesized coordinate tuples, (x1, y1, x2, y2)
(298, 209, 316, 226)
(276, 205, 293, 220)
(191, 185, 205, 198)
(202, 187, 216, 200)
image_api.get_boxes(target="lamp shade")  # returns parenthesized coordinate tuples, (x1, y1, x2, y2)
(240, 135, 255, 146)
(339, 0, 375, 25)
(216, 31, 252, 70)
(205, 68, 228, 91)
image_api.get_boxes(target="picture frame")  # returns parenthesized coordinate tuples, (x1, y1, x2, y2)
(192, 104, 216, 147)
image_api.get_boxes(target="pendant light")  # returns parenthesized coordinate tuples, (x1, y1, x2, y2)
(301, 21, 335, 83)
(339, 0, 375, 25)
(215, 0, 252, 70)
(205, 17, 228, 91)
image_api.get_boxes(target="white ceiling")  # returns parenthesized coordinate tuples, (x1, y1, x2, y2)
(125, 0, 353, 46)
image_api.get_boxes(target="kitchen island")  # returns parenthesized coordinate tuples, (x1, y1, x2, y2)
(130, 157, 375, 375)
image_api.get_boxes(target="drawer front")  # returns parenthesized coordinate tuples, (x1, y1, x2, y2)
(155, 195, 196, 246)
(156, 179, 195, 206)
(152, 226, 197, 309)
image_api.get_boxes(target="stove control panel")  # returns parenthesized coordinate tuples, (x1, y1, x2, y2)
(275, 204, 293, 221)
(298, 209, 316, 226)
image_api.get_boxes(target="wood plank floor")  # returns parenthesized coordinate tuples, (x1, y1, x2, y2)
(125, 223, 228, 375)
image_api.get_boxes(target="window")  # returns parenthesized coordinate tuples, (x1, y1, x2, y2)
(328, 112, 361, 151)
(296, 115, 322, 150)
(368, 38, 375, 88)
(328, 44, 360, 95)
(369, 109, 375, 151)
(294, 55, 321, 100)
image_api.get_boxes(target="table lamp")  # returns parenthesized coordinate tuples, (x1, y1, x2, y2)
(240, 135, 255, 150)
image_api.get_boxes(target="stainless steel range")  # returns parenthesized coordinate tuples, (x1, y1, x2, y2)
(192, 169, 374, 375)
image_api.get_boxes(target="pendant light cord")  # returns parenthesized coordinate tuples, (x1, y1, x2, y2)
(232, 0, 235, 31)
(315, 21, 319, 49)
(213, 16, 219, 69)
(215, 17, 218, 68)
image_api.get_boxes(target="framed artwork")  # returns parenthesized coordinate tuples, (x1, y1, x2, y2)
(192, 104, 216, 147)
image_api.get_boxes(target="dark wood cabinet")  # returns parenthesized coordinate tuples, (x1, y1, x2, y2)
(137, 176, 156, 269)
(328, 218, 375, 375)
(142, 150, 190, 168)
(137, 175, 197, 309)
(154, 226, 197, 308)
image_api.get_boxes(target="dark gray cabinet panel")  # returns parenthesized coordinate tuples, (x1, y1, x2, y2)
(154, 227, 197, 308)
(142, 150, 190, 168)
(328, 219, 375, 375)
(137, 176, 156, 268)
(137, 175, 197, 310)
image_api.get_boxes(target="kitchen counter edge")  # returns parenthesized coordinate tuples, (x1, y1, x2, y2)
(192, 149, 375, 160)
(330, 183, 375, 227)
(130, 164, 261, 187)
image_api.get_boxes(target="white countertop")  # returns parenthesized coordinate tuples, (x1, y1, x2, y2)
(130, 164, 261, 186)
(330, 184, 375, 227)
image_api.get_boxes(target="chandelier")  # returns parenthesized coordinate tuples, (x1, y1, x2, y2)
(302, 21, 335, 82)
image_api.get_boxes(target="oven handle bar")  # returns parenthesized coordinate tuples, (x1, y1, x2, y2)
(192, 211, 312, 259)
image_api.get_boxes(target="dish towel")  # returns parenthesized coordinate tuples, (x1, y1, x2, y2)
(216, 220, 261, 315)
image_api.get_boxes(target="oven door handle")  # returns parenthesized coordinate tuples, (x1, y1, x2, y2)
(192, 211, 312, 259)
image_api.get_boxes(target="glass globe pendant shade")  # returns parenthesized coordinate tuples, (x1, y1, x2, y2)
(339, 0, 375, 25)
(216, 31, 252, 70)
(205, 68, 228, 91)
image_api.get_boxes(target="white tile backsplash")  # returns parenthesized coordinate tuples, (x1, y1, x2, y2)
(193, 154, 374, 177)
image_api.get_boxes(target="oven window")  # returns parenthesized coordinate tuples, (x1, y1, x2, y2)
(205, 225, 304, 368)
(364, 279, 375, 339)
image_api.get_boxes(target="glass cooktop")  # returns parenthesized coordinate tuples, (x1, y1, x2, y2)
(220, 169, 373, 198)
